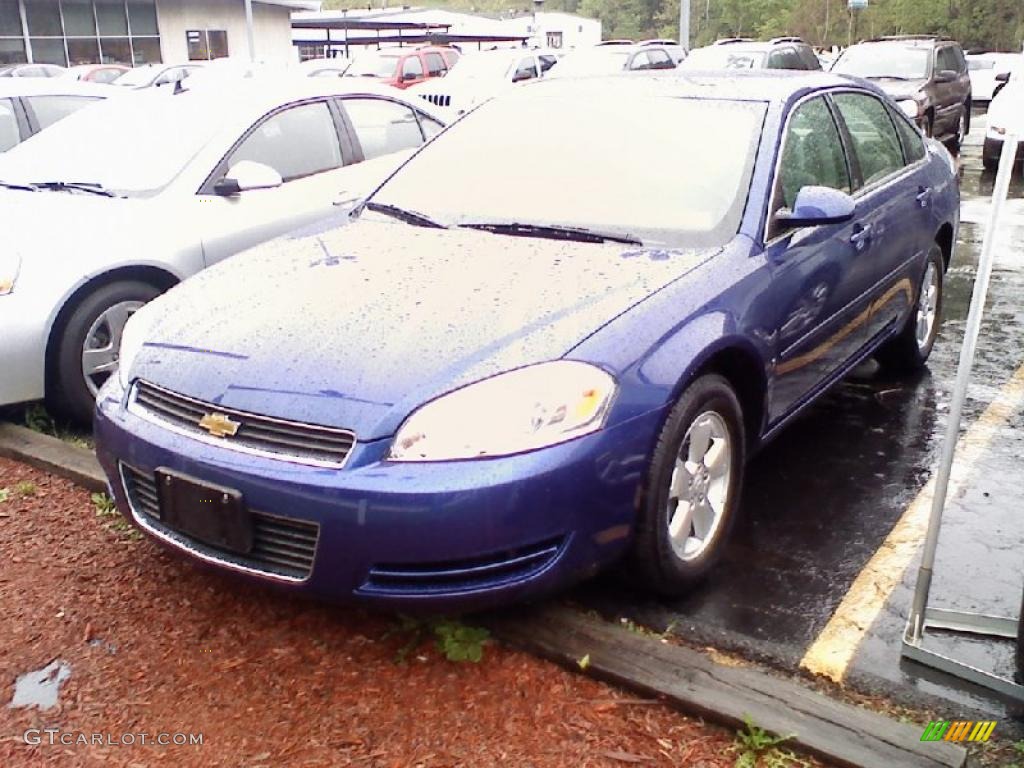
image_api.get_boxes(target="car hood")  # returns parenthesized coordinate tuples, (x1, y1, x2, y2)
(131, 218, 716, 440)
(866, 77, 927, 100)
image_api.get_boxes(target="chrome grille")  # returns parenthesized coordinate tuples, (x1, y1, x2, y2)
(361, 537, 563, 596)
(130, 380, 355, 467)
(121, 464, 318, 581)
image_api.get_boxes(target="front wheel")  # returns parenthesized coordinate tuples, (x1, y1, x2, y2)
(629, 374, 745, 595)
(875, 244, 944, 374)
(47, 280, 162, 424)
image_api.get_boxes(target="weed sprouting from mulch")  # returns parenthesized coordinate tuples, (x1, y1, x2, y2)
(385, 615, 491, 664)
(91, 492, 141, 540)
(732, 716, 808, 768)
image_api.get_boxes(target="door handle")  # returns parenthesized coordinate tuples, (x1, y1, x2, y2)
(915, 186, 932, 208)
(849, 224, 872, 251)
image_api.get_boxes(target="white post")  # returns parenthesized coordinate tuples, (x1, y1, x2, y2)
(244, 0, 255, 62)
(906, 131, 1021, 642)
(679, 0, 691, 51)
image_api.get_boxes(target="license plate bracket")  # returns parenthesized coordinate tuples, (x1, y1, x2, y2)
(154, 469, 253, 554)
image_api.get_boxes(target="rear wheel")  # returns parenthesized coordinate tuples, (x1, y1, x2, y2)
(47, 280, 161, 424)
(630, 374, 745, 595)
(875, 244, 944, 374)
(983, 137, 1003, 172)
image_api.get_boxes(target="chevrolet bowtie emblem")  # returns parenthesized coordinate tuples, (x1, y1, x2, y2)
(198, 412, 240, 438)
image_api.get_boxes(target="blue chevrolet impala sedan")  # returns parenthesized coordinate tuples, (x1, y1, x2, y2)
(94, 71, 959, 611)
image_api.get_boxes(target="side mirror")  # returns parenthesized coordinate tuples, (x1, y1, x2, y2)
(775, 186, 855, 228)
(934, 69, 957, 84)
(994, 71, 1011, 83)
(402, 71, 418, 82)
(214, 160, 283, 196)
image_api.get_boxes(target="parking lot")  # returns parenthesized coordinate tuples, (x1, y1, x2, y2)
(574, 112, 1024, 724)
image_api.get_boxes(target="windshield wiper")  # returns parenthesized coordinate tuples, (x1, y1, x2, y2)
(459, 222, 642, 245)
(33, 181, 117, 197)
(361, 201, 445, 229)
(0, 180, 36, 191)
(867, 75, 913, 80)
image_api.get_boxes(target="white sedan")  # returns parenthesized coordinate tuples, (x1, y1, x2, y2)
(0, 78, 447, 422)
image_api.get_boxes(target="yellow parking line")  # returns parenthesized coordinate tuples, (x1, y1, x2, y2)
(800, 363, 1024, 683)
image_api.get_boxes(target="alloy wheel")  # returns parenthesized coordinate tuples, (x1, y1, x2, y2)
(81, 300, 143, 396)
(915, 261, 940, 352)
(666, 410, 732, 562)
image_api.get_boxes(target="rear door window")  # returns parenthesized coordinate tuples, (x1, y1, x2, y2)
(832, 92, 906, 188)
(27, 95, 101, 130)
(343, 98, 426, 160)
(646, 49, 675, 69)
(228, 101, 343, 182)
(0, 97, 19, 152)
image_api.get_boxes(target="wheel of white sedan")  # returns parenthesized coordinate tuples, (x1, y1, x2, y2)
(48, 280, 162, 424)
(631, 374, 745, 595)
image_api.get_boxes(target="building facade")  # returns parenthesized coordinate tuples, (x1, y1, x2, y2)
(0, 0, 313, 67)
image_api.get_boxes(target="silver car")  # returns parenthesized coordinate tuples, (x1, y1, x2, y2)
(0, 77, 447, 422)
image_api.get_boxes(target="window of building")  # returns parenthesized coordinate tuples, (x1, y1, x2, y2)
(187, 29, 227, 61)
(0, 1, 160, 67)
(546, 31, 563, 49)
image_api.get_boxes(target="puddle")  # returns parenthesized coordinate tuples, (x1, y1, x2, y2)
(8, 660, 71, 710)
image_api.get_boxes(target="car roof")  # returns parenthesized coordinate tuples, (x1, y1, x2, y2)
(524, 69, 862, 103)
(114, 75, 449, 124)
(0, 78, 117, 97)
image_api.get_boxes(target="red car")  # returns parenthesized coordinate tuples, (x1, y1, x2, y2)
(346, 46, 459, 89)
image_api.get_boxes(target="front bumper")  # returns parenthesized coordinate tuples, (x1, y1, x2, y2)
(95, 379, 664, 612)
(0, 291, 47, 407)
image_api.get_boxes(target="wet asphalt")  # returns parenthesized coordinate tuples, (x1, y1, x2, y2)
(573, 112, 1024, 724)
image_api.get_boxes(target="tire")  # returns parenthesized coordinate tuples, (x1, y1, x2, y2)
(983, 137, 1003, 172)
(963, 100, 971, 137)
(875, 244, 944, 375)
(950, 107, 966, 150)
(629, 374, 745, 595)
(47, 280, 162, 424)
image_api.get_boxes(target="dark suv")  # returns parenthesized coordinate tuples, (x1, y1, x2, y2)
(681, 37, 822, 71)
(831, 36, 972, 146)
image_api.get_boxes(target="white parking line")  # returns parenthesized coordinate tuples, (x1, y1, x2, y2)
(800, 363, 1024, 683)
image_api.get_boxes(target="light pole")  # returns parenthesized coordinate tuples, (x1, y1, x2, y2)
(244, 0, 255, 62)
(679, 0, 691, 51)
(532, 0, 544, 49)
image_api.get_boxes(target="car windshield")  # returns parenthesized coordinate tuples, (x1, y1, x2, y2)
(348, 54, 400, 78)
(112, 66, 160, 86)
(369, 91, 766, 248)
(681, 46, 766, 70)
(831, 45, 931, 79)
(444, 53, 518, 82)
(0, 90, 228, 196)
(549, 49, 631, 76)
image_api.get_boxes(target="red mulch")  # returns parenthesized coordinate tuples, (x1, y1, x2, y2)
(0, 457, 814, 767)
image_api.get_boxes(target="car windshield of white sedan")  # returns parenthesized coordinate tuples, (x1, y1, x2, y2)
(0, 92, 224, 196)
(681, 47, 766, 70)
(348, 54, 400, 78)
(371, 94, 767, 248)
(831, 46, 930, 80)
(549, 49, 631, 76)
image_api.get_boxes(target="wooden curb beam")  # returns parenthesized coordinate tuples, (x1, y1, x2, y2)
(0, 423, 106, 493)
(0, 421, 969, 768)
(491, 606, 966, 768)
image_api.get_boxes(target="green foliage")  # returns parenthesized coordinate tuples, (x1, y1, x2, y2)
(0, 487, 9, 503)
(15, 481, 37, 497)
(24, 404, 56, 435)
(92, 492, 141, 540)
(732, 716, 808, 768)
(386, 615, 491, 663)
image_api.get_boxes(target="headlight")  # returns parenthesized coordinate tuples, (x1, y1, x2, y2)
(116, 303, 156, 389)
(0, 251, 21, 296)
(389, 361, 616, 461)
(897, 99, 920, 118)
